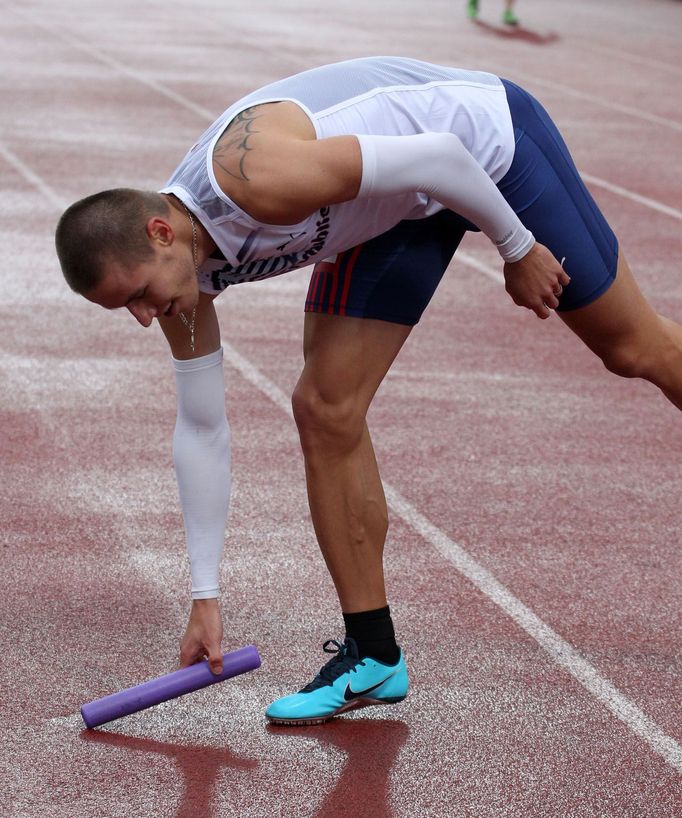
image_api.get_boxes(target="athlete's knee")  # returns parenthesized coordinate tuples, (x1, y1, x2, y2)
(600, 342, 647, 380)
(292, 380, 366, 456)
(599, 326, 677, 381)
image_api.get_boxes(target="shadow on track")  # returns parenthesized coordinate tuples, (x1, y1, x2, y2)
(473, 19, 560, 45)
(266, 718, 410, 818)
(80, 729, 259, 818)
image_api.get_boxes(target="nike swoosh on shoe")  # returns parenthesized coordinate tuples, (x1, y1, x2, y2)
(343, 672, 397, 702)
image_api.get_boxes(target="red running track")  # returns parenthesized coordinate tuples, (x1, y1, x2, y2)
(1, 1, 681, 816)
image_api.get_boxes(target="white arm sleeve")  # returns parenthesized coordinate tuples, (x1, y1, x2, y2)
(356, 132, 535, 263)
(172, 347, 231, 599)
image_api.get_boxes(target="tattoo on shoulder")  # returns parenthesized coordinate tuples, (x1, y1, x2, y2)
(213, 106, 262, 182)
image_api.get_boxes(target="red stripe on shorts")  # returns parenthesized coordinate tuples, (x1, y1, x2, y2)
(338, 244, 363, 316)
(326, 258, 341, 314)
(307, 261, 335, 309)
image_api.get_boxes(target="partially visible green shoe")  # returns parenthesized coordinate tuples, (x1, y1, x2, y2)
(502, 8, 519, 25)
(467, 0, 479, 20)
(266, 638, 409, 726)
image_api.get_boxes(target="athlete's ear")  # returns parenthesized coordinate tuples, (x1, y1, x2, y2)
(146, 216, 174, 247)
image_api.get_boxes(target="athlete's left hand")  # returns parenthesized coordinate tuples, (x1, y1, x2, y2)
(503, 242, 571, 319)
(180, 597, 224, 676)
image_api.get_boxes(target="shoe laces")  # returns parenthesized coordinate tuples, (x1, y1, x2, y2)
(299, 638, 366, 692)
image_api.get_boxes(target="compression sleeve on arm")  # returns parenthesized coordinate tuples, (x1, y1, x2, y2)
(356, 132, 535, 263)
(172, 347, 231, 599)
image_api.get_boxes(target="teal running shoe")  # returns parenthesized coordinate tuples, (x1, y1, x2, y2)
(266, 638, 409, 725)
(467, 0, 479, 19)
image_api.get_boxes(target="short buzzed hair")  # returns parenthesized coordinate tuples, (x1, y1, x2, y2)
(55, 188, 170, 295)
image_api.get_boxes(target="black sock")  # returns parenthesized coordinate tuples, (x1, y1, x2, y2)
(343, 605, 400, 665)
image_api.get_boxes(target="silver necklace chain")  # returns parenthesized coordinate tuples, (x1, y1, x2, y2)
(179, 204, 198, 352)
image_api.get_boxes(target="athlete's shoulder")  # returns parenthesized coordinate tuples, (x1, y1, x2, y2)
(211, 102, 361, 226)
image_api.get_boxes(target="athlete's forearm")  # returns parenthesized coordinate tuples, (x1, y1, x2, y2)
(172, 347, 231, 599)
(356, 132, 534, 263)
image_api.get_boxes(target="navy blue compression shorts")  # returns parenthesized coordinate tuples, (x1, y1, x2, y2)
(498, 79, 618, 311)
(305, 79, 619, 326)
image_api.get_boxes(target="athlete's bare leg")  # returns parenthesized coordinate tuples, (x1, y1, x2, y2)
(559, 252, 682, 410)
(292, 314, 413, 613)
(295, 252, 682, 618)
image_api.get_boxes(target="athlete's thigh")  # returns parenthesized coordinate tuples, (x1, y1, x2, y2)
(158, 290, 221, 359)
(300, 312, 412, 412)
(300, 210, 467, 409)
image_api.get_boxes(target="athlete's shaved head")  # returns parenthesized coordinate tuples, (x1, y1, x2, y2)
(55, 188, 170, 295)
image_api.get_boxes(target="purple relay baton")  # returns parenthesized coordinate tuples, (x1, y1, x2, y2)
(81, 645, 261, 728)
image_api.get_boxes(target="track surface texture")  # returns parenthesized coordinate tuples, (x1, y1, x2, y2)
(1, 1, 681, 816)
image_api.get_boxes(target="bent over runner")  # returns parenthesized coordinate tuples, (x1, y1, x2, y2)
(56, 56, 682, 726)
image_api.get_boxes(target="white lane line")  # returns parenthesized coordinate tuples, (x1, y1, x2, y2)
(8, 6, 216, 124)
(0, 141, 66, 210)
(385, 486, 682, 775)
(581, 173, 682, 222)
(456, 251, 504, 285)
(8, 4, 682, 224)
(480, 56, 682, 135)
(583, 43, 682, 77)
(515, 74, 682, 135)
(221, 335, 682, 774)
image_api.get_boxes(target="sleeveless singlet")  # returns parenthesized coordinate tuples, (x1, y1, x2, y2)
(160, 56, 515, 294)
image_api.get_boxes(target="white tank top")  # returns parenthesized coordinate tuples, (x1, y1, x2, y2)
(160, 57, 515, 294)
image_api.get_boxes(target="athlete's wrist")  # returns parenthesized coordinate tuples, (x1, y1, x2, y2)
(191, 591, 220, 602)
(498, 229, 535, 264)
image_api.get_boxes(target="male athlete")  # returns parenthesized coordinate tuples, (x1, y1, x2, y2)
(55, 57, 682, 726)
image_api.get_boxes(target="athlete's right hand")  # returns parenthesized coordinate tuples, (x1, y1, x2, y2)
(503, 241, 571, 319)
(180, 598, 224, 676)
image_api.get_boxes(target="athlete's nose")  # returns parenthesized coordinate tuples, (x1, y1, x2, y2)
(127, 303, 157, 327)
